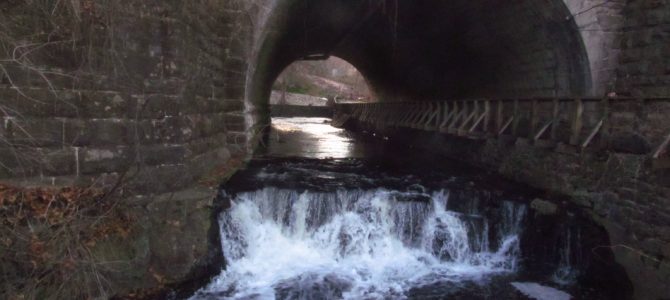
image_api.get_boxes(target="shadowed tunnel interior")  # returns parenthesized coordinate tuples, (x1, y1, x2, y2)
(250, 0, 591, 120)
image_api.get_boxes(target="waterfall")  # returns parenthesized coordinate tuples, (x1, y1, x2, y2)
(552, 227, 580, 285)
(192, 187, 527, 299)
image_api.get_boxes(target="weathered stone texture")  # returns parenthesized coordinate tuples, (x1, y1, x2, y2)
(0, 0, 256, 296)
(460, 1, 588, 97)
(341, 114, 670, 299)
(89, 188, 222, 294)
(2, 0, 670, 297)
(498, 146, 670, 300)
(616, 0, 670, 96)
(566, 0, 627, 95)
(0, 1, 253, 193)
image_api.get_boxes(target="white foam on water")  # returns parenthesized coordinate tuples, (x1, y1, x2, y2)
(192, 188, 526, 299)
(511, 282, 572, 300)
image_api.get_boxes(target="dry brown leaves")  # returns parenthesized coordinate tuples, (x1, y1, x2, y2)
(0, 183, 134, 248)
(0, 183, 104, 226)
(1, 182, 135, 299)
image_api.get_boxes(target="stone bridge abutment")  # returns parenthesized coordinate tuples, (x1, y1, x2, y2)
(332, 96, 670, 299)
(1, 0, 669, 298)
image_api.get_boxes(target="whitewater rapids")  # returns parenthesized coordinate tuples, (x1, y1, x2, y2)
(191, 187, 526, 299)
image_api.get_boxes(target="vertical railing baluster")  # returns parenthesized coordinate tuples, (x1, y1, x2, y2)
(601, 97, 610, 148)
(512, 99, 519, 137)
(570, 98, 583, 146)
(446, 101, 458, 130)
(484, 100, 491, 134)
(530, 98, 539, 139)
(551, 98, 559, 141)
(496, 100, 504, 133)
(434, 101, 443, 130)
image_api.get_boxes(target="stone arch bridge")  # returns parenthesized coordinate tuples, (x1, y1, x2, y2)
(0, 0, 668, 298)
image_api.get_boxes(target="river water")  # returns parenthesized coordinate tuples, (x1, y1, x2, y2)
(189, 117, 631, 300)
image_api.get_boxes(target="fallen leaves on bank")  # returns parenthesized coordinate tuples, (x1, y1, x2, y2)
(1, 184, 104, 225)
(0, 183, 134, 300)
(200, 154, 247, 187)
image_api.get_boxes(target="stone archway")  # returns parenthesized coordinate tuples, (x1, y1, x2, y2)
(246, 0, 593, 137)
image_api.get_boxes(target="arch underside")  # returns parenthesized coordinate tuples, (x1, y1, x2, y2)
(250, 0, 591, 113)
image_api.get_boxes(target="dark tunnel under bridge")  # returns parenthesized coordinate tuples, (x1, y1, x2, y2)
(249, 0, 593, 123)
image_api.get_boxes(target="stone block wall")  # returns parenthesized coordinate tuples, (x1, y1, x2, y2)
(1, 0, 670, 297)
(616, 0, 670, 96)
(457, 0, 589, 97)
(336, 106, 670, 299)
(0, 86, 235, 191)
(566, 0, 627, 96)
(0, 0, 253, 197)
(0, 0, 260, 296)
(464, 0, 636, 98)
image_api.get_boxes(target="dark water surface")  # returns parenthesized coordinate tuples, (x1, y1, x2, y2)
(189, 117, 631, 300)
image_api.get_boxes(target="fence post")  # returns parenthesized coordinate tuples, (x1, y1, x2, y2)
(530, 98, 539, 139)
(551, 98, 559, 141)
(496, 100, 504, 133)
(512, 99, 519, 136)
(600, 97, 610, 148)
(440, 101, 451, 129)
(570, 98, 583, 146)
(484, 100, 491, 134)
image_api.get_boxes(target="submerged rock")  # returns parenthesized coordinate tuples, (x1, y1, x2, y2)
(530, 198, 558, 215)
(511, 282, 571, 300)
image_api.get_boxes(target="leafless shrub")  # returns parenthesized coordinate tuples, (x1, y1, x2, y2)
(0, 2, 135, 298)
(0, 183, 133, 300)
(1, 1, 256, 297)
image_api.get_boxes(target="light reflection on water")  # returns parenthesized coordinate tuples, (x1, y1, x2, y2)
(264, 117, 357, 159)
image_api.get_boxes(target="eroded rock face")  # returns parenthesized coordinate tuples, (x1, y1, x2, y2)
(503, 155, 670, 300)
(497, 145, 670, 300)
(530, 199, 559, 216)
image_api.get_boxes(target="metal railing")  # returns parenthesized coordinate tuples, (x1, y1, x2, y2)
(335, 97, 670, 168)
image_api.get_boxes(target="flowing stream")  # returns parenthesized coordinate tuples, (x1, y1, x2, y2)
(189, 117, 631, 300)
(198, 188, 522, 299)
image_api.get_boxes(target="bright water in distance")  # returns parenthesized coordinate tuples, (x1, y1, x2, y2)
(189, 117, 630, 300)
(260, 117, 366, 159)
